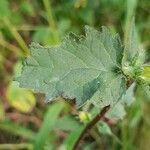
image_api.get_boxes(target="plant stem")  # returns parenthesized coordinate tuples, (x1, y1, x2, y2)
(73, 105, 110, 150)
(0, 39, 22, 56)
(43, 0, 59, 43)
(43, 0, 56, 29)
(3, 17, 29, 56)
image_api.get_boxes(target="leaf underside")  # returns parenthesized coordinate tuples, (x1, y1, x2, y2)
(17, 26, 126, 107)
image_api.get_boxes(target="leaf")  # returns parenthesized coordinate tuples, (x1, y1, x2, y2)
(139, 65, 150, 83)
(121, 83, 135, 106)
(55, 115, 81, 131)
(123, 18, 145, 65)
(98, 121, 112, 135)
(106, 102, 126, 119)
(122, 19, 145, 78)
(33, 26, 57, 45)
(6, 81, 36, 113)
(136, 83, 150, 102)
(106, 83, 135, 119)
(20, 0, 35, 16)
(34, 101, 67, 150)
(98, 121, 122, 144)
(62, 127, 84, 150)
(17, 26, 126, 107)
(6, 62, 36, 113)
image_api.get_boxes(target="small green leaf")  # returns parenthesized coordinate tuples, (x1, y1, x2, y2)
(55, 115, 81, 131)
(20, 0, 35, 16)
(33, 27, 58, 45)
(106, 102, 126, 119)
(62, 127, 84, 150)
(98, 121, 112, 135)
(139, 65, 150, 83)
(107, 83, 135, 119)
(122, 19, 145, 79)
(6, 81, 36, 113)
(34, 101, 67, 150)
(121, 83, 135, 106)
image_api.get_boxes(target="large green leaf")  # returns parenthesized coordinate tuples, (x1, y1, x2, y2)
(17, 26, 126, 107)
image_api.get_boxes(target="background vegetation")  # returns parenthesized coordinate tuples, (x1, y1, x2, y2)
(0, 0, 149, 150)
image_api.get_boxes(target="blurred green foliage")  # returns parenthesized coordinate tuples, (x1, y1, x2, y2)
(0, 0, 149, 150)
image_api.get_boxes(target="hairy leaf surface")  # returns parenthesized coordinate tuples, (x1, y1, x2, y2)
(17, 26, 126, 107)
